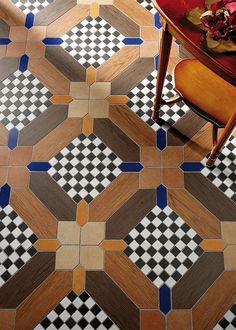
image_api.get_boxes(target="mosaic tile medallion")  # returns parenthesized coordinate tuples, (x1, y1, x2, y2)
(0, 70, 52, 131)
(214, 302, 236, 330)
(61, 16, 125, 69)
(201, 136, 236, 203)
(127, 71, 189, 130)
(35, 291, 119, 330)
(0, 205, 38, 287)
(48, 133, 122, 203)
(124, 205, 203, 288)
(11, 0, 54, 15)
(136, 0, 156, 14)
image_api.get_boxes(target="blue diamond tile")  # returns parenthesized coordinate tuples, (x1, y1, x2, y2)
(27, 162, 52, 172)
(123, 38, 143, 45)
(119, 162, 143, 172)
(25, 13, 34, 29)
(0, 184, 11, 208)
(8, 128, 19, 149)
(19, 54, 29, 72)
(159, 284, 171, 314)
(156, 184, 167, 209)
(156, 128, 166, 150)
(180, 162, 205, 172)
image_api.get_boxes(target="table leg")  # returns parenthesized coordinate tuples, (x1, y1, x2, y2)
(152, 22, 173, 120)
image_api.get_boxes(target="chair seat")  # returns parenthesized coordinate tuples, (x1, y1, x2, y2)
(174, 59, 236, 126)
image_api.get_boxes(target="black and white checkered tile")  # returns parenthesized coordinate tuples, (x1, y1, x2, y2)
(0, 70, 52, 131)
(136, 0, 156, 14)
(61, 16, 125, 69)
(35, 291, 119, 330)
(124, 206, 203, 288)
(48, 134, 122, 204)
(201, 136, 236, 203)
(127, 71, 189, 131)
(0, 205, 38, 287)
(214, 302, 236, 330)
(11, 0, 54, 15)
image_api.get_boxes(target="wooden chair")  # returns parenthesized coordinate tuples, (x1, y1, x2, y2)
(170, 59, 236, 167)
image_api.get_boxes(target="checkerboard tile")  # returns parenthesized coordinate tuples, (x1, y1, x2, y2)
(124, 206, 203, 288)
(127, 71, 189, 131)
(61, 16, 125, 69)
(0, 205, 38, 288)
(11, 0, 54, 15)
(201, 136, 236, 203)
(214, 302, 236, 330)
(0, 70, 52, 131)
(48, 134, 122, 204)
(35, 291, 119, 330)
(136, 0, 156, 14)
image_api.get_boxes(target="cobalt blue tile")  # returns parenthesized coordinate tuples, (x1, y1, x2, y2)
(0, 184, 11, 208)
(19, 54, 29, 72)
(119, 162, 143, 172)
(180, 162, 204, 172)
(123, 38, 143, 45)
(0, 38, 11, 45)
(156, 184, 167, 209)
(155, 55, 159, 70)
(25, 13, 35, 29)
(156, 128, 166, 150)
(8, 128, 19, 150)
(27, 162, 52, 172)
(42, 38, 63, 45)
(159, 284, 171, 315)
(154, 13, 162, 29)
(175, 39, 181, 45)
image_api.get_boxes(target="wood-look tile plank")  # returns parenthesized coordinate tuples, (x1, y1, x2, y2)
(89, 173, 139, 222)
(0, 18, 10, 37)
(94, 118, 140, 161)
(200, 239, 225, 251)
(0, 0, 25, 26)
(30, 173, 77, 221)
(222, 222, 236, 245)
(10, 147, 32, 166)
(0, 58, 18, 81)
(106, 189, 156, 239)
(105, 251, 158, 309)
(141, 310, 165, 330)
(34, 239, 61, 251)
(0, 167, 8, 185)
(15, 271, 72, 330)
(101, 240, 127, 251)
(0, 253, 55, 309)
(73, 265, 85, 296)
(167, 310, 192, 330)
(86, 271, 140, 330)
(109, 105, 156, 146)
(168, 188, 221, 238)
(6, 41, 26, 57)
(76, 200, 89, 226)
(172, 252, 224, 309)
(192, 272, 236, 330)
(0, 310, 15, 330)
(0, 123, 9, 146)
(0, 146, 10, 165)
(97, 46, 139, 82)
(32, 118, 82, 161)
(8, 167, 30, 187)
(11, 188, 58, 239)
(100, 5, 140, 37)
(185, 173, 236, 221)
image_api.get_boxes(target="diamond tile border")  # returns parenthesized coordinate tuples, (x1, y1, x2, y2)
(11, 0, 54, 15)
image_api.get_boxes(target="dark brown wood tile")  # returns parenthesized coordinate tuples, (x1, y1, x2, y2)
(100, 5, 139, 37)
(106, 189, 156, 239)
(0, 252, 55, 309)
(86, 271, 140, 330)
(29, 173, 77, 221)
(172, 252, 224, 309)
(19, 105, 68, 146)
(94, 118, 140, 161)
(0, 19, 10, 37)
(111, 57, 154, 95)
(0, 58, 18, 81)
(34, 0, 76, 26)
(45, 46, 86, 82)
(185, 173, 236, 221)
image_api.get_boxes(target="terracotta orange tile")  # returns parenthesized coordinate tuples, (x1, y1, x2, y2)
(82, 115, 94, 136)
(86, 66, 96, 85)
(34, 239, 61, 251)
(69, 82, 90, 99)
(167, 310, 192, 330)
(100, 240, 127, 251)
(222, 222, 236, 244)
(6, 42, 26, 57)
(0, 146, 10, 165)
(162, 146, 184, 167)
(200, 239, 226, 251)
(141, 26, 159, 41)
(25, 42, 45, 58)
(8, 167, 30, 187)
(81, 222, 105, 245)
(0, 167, 8, 186)
(90, 2, 99, 17)
(0, 310, 15, 330)
(56, 246, 80, 270)
(0, 123, 8, 146)
(68, 100, 89, 118)
(9, 26, 28, 41)
(80, 246, 104, 270)
(27, 26, 47, 41)
(140, 42, 159, 57)
(57, 222, 81, 245)
(224, 246, 236, 270)
(107, 95, 129, 104)
(50, 95, 72, 104)
(73, 265, 85, 295)
(90, 82, 111, 99)
(140, 146, 161, 167)
(0, 0, 25, 26)
(9, 146, 32, 165)
(89, 100, 109, 118)
(141, 310, 165, 330)
(139, 168, 161, 188)
(76, 200, 89, 226)
(162, 168, 184, 188)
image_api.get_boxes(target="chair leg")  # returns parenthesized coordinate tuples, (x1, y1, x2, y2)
(206, 113, 236, 167)
(212, 125, 218, 146)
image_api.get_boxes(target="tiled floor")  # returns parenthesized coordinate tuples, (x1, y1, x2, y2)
(0, 0, 235, 329)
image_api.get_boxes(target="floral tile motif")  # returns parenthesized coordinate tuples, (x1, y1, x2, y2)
(214, 302, 236, 330)
(61, 16, 125, 69)
(124, 205, 203, 288)
(11, 0, 54, 15)
(48, 134, 122, 203)
(0, 205, 38, 287)
(35, 291, 119, 330)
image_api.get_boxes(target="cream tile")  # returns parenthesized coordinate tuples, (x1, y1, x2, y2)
(222, 222, 236, 245)
(140, 42, 159, 58)
(9, 26, 28, 41)
(90, 82, 111, 99)
(56, 246, 80, 270)
(57, 222, 81, 245)
(81, 222, 105, 245)
(70, 82, 90, 99)
(224, 245, 236, 270)
(68, 100, 89, 118)
(80, 246, 104, 270)
(89, 100, 109, 118)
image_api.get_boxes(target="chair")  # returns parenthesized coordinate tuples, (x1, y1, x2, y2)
(169, 59, 236, 167)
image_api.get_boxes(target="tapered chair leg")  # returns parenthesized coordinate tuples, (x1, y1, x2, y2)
(212, 125, 218, 146)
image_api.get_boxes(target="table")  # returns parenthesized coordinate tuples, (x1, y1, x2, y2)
(152, 0, 236, 119)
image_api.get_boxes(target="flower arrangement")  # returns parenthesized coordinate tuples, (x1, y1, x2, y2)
(186, 0, 236, 52)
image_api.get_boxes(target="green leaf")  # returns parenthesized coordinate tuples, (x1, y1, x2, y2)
(206, 32, 220, 48)
(186, 7, 205, 25)
(205, 0, 220, 9)
(212, 39, 236, 53)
